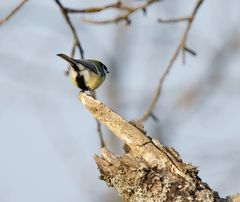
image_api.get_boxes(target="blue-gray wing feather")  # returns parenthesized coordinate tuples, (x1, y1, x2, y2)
(73, 59, 99, 74)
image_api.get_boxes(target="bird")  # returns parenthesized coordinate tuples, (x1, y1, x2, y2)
(57, 53, 109, 91)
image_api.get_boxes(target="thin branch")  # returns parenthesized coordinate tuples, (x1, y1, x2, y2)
(184, 46, 197, 56)
(150, 112, 159, 122)
(96, 120, 105, 148)
(90, 91, 106, 148)
(81, 0, 160, 25)
(182, 46, 197, 64)
(138, 0, 204, 122)
(65, 1, 131, 13)
(158, 16, 190, 23)
(0, 0, 28, 26)
(55, 0, 84, 59)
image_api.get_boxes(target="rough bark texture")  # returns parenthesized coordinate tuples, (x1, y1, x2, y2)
(79, 92, 240, 202)
(95, 148, 216, 202)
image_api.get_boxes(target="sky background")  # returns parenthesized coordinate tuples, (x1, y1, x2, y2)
(0, 0, 240, 201)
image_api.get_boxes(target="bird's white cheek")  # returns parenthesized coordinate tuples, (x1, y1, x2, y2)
(69, 68, 78, 87)
(77, 63, 85, 71)
(80, 70, 90, 80)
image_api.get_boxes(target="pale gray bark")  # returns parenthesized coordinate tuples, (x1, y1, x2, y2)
(79, 92, 240, 202)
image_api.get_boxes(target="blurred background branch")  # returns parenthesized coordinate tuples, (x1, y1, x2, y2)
(80, 0, 160, 24)
(138, 0, 204, 122)
(65, 1, 131, 13)
(55, 0, 84, 60)
(0, 0, 28, 25)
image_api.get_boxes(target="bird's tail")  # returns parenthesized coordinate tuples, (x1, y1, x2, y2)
(57, 53, 77, 66)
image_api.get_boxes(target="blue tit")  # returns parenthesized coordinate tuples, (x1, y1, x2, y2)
(57, 53, 109, 91)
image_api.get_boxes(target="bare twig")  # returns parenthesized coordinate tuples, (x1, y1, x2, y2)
(90, 91, 106, 147)
(65, 1, 131, 13)
(96, 121, 105, 148)
(138, 0, 204, 122)
(81, 0, 160, 24)
(0, 0, 28, 26)
(81, 13, 132, 25)
(55, 0, 84, 59)
(184, 46, 197, 56)
(158, 16, 190, 23)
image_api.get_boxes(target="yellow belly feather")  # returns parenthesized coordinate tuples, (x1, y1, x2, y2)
(85, 71, 105, 90)
(69, 68, 105, 90)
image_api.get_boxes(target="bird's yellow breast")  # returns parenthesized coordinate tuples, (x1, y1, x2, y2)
(85, 71, 105, 90)
(69, 67, 105, 90)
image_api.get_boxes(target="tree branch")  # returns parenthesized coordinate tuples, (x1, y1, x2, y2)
(0, 0, 28, 26)
(78, 92, 238, 201)
(158, 16, 190, 23)
(55, 0, 84, 59)
(65, 1, 131, 14)
(138, 0, 204, 122)
(81, 0, 160, 25)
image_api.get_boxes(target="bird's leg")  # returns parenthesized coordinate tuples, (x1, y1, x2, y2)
(89, 90, 96, 98)
(79, 90, 85, 94)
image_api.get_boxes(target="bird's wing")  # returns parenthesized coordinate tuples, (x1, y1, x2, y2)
(75, 59, 99, 74)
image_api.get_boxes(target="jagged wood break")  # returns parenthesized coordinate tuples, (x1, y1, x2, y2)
(78, 92, 239, 202)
